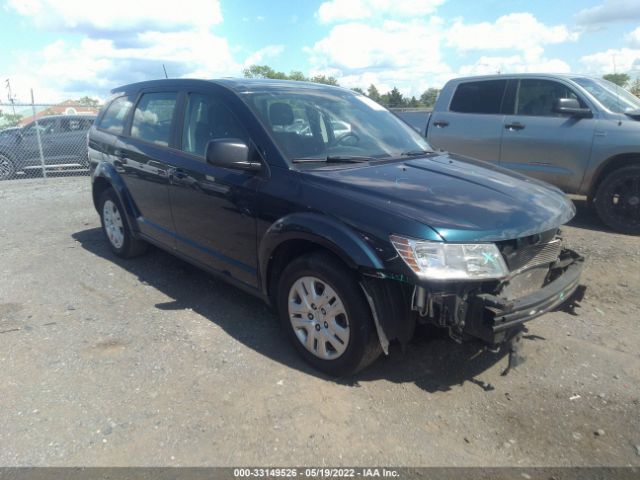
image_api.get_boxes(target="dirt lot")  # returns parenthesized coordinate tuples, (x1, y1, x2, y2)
(0, 177, 639, 466)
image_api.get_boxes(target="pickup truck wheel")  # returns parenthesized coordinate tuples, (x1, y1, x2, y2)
(0, 154, 15, 180)
(594, 166, 640, 234)
(277, 252, 381, 376)
(98, 188, 148, 258)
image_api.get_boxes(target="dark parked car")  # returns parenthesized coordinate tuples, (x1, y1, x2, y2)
(89, 79, 585, 376)
(0, 114, 95, 180)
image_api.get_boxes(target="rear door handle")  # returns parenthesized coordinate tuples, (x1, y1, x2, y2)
(505, 122, 525, 131)
(433, 120, 449, 128)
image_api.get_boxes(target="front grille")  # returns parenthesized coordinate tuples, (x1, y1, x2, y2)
(504, 239, 562, 274)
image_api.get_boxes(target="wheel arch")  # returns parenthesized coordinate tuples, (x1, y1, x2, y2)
(92, 163, 139, 233)
(259, 213, 384, 302)
(589, 153, 640, 201)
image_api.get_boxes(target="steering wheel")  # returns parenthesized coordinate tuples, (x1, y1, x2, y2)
(331, 132, 359, 146)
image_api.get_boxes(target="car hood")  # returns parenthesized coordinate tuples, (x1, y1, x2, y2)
(302, 153, 575, 242)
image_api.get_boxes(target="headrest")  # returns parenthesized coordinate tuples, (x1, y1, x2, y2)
(269, 102, 294, 126)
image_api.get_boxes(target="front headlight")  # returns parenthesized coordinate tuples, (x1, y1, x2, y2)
(390, 234, 509, 280)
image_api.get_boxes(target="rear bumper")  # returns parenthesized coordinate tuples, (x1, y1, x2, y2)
(465, 249, 585, 344)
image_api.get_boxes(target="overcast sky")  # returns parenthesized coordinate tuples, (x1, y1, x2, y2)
(1, 0, 639, 103)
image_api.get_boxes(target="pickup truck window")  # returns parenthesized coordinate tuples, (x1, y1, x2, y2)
(131, 92, 177, 147)
(450, 80, 506, 114)
(516, 79, 583, 116)
(182, 93, 249, 157)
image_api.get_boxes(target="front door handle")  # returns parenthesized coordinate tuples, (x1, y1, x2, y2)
(168, 167, 187, 180)
(113, 149, 128, 166)
(505, 122, 525, 131)
(433, 120, 449, 128)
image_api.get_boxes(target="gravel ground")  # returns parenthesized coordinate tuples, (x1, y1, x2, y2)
(0, 177, 639, 467)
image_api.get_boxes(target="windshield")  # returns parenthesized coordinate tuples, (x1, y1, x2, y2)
(573, 77, 640, 114)
(240, 87, 431, 164)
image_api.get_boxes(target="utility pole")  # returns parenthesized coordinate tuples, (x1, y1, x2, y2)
(5, 79, 16, 115)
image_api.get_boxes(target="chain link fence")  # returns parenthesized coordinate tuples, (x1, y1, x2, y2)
(0, 97, 101, 181)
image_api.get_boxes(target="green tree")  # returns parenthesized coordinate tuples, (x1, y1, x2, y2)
(603, 73, 630, 87)
(419, 88, 440, 108)
(351, 87, 365, 94)
(76, 96, 100, 108)
(628, 78, 640, 97)
(366, 84, 381, 102)
(0, 111, 23, 127)
(243, 64, 288, 80)
(408, 96, 419, 108)
(288, 71, 307, 81)
(383, 87, 405, 108)
(310, 74, 338, 86)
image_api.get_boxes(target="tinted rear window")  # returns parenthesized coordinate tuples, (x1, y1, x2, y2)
(97, 96, 134, 135)
(450, 80, 507, 114)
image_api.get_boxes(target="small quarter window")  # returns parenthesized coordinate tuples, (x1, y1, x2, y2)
(131, 92, 177, 147)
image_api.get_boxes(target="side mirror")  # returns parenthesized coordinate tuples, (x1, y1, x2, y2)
(205, 139, 261, 172)
(552, 98, 592, 118)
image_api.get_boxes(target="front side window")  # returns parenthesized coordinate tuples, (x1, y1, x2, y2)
(182, 93, 248, 157)
(516, 79, 583, 116)
(449, 80, 507, 114)
(98, 96, 134, 135)
(131, 92, 177, 146)
(241, 88, 429, 163)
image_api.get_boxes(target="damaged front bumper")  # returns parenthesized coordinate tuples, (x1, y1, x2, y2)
(362, 248, 586, 353)
(464, 249, 585, 345)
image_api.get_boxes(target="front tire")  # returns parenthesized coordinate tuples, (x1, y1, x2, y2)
(594, 166, 640, 234)
(98, 188, 147, 258)
(277, 252, 381, 376)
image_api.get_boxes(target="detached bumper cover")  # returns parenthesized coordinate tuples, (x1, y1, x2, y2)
(468, 249, 585, 343)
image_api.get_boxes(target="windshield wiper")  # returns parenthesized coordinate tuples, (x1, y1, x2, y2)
(292, 155, 374, 164)
(400, 149, 436, 157)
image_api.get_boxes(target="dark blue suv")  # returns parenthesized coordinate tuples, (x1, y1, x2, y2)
(88, 79, 585, 376)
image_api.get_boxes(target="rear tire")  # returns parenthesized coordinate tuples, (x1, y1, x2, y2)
(0, 154, 15, 181)
(98, 188, 148, 258)
(277, 252, 381, 376)
(594, 166, 640, 235)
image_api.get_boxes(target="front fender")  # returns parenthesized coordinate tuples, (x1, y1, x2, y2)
(258, 212, 384, 292)
(92, 162, 140, 234)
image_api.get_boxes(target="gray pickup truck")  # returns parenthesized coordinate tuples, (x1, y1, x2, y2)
(397, 74, 640, 234)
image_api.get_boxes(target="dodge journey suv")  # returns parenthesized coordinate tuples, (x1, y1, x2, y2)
(88, 79, 585, 376)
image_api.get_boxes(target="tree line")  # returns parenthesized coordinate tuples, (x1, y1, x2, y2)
(243, 64, 440, 109)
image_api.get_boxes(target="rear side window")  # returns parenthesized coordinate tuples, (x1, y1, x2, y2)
(450, 80, 507, 114)
(98, 96, 134, 135)
(131, 92, 177, 147)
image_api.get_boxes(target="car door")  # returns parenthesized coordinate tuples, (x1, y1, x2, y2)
(427, 79, 511, 162)
(499, 78, 597, 193)
(55, 117, 93, 164)
(18, 118, 57, 168)
(166, 89, 260, 288)
(114, 91, 178, 248)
